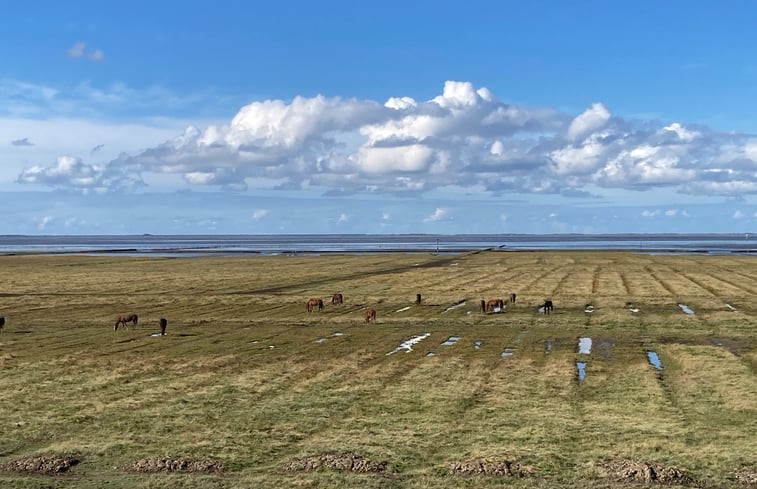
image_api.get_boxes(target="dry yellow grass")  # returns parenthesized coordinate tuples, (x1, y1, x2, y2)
(0, 250, 755, 488)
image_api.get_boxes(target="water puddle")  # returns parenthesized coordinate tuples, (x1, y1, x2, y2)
(584, 304, 595, 313)
(578, 337, 592, 354)
(473, 340, 482, 350)
(629, 307, 640, 313)
(646, 351, 663, 371)
(491, 306, 503, 313)
(678, 304, 695, 315)
(387, 333, 432, 355)
(268, 345, 275, 349)
(395, 306, 411, 313)
(725, 304, 737, 312)
(545, 340, 554, 354)
(500, 348, 515, 358)
(441, 335, 461, 346)
(449, 262, 459, 266)
(331, 332, 344, 337)
(442, 301, 466, 313)
(576, 362, 587, 382)
(537, 306, 545, 314)
(425, 352, 436, 357)
(314, 338, 326, 344)
(150, 333, 164, 337)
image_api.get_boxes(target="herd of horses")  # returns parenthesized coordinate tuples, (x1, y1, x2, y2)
(0, 295, 555, 336)
(304, 291, 555, 323)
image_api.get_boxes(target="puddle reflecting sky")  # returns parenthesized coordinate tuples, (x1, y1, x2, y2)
(647, 351, 663, 371)
(576, 362, 587, 381)
(578, 337, 592, 354)
(678, 304, 695, 315)
(442, 335, 461, 346)
(474, 340, 482, 350)
(387, 333, 432, 355)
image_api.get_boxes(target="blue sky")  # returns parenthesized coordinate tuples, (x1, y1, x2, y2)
(2, 1, 756, 234)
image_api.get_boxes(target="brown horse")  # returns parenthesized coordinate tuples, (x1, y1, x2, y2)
(0, 316, 5, 332)
(486, 299, 504, 312)
(509, 293, 517, 304)
(306, 298, 324, 312)
(114, 314, 138, 330)
(331, 293, 343, 305)
(364, 308, 377, 323)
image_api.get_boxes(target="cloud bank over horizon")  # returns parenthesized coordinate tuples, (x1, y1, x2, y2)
(17, 81, 757, 198)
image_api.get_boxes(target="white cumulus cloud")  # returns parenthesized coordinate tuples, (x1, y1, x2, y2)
(424, 207, 448, 222)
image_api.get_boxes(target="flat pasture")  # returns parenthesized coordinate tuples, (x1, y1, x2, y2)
(0, 251, 755, 488)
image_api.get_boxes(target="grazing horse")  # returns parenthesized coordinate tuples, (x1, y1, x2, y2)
(0, 316, 4, 332)
(543, 300, 554, 314)
(486, 299, 504, 312)
(159, 318, 168, 336)
(331, 293, 343, 305)
(114, 314, 138, 330)
(415, 293, 422, 305)
(306, 298, 324, 312)
(364, 308, 377, 323)
(510, 293, 517, 304)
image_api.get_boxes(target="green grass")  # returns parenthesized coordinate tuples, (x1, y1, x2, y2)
(0, 251, 755, 488)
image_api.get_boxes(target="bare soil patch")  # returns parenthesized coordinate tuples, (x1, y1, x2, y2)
(282, 452, 387, 473)
(595, 459, 695, 485)
(1, 455, 80, 475)
(735, 468, 757, 485)
(128, 457, 224, 474)
(448, 458, 535, 477)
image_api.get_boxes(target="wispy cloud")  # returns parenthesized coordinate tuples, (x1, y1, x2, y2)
(424, 208, 448, 222)
(251, 209, 269, 220)
(66, 42, 105, 61)
(11, 137, 34, 146)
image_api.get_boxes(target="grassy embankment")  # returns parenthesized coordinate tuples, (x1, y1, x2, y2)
(0, 251, 755, 488)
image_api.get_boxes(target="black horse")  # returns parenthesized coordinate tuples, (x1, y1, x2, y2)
(159, 318, 168, 336)
(0, 316, 5, 331)
(543, 300, 554, 314)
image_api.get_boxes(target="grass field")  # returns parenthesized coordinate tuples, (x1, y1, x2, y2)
(0, 251, 755, 488)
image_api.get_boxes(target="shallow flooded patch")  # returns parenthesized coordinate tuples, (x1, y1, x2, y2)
(395, 306, 411, 313)
(584, 304, 595, 313)
(331, 332, 344, 337)
(500, 348, 515, 358)
(576, 362, 587, 381)
(314, 338, 326, 344)
(387, 333, 432, 355)
(441, 335, 461, 346)
(425, 352, 435, 357)
(578, 337, 592, 354)
(474, 340, 482, 350)
(629, 307, 640, 313)
(678, 303, 695, 315)
(725, 303, 737, 312)
(442, 301, 466, 313)
(646, 351, 663, 371)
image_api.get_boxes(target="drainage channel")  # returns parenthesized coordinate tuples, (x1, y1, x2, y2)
(576, 362, 587, 382)
(646, 351, 663, 371)
(442, 301, 466, 313)
(578, 337, 592, 354)
(387, 333, 432, 355)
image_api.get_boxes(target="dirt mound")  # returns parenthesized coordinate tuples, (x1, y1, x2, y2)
(596, 460, 694, 485)
(129, 457, 224, 474)
(448, 458, 535, 477)
(736, 469, 757, 485)
(282, 452, 387, 473)
(1, 455, 79, 475)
